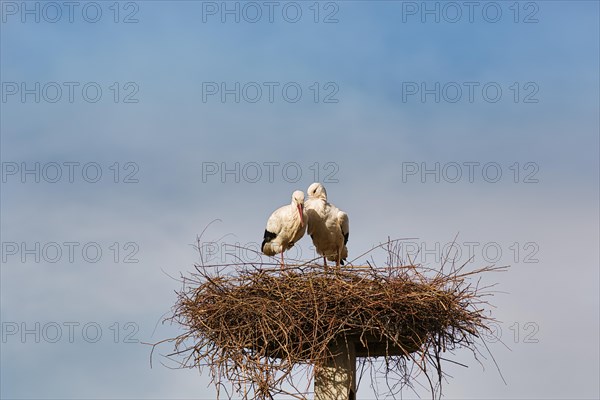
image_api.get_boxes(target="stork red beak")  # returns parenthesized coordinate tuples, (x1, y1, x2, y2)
(297, 204, 304, 227)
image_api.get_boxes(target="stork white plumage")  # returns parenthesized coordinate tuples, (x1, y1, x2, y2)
(261, 190, 307, 269)
(305, 182, 349, 268)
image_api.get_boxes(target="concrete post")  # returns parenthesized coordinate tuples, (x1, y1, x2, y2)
(314, 340, 356, 400)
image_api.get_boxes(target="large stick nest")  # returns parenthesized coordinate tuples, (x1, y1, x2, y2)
(164, 242, 503, 399)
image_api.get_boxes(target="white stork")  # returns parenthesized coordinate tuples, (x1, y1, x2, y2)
(305, 182, 349, 268)
(261, 190, 307, 269)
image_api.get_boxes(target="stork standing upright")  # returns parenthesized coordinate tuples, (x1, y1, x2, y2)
(305, 182, 349, 268)
(261, 190, 307, 269)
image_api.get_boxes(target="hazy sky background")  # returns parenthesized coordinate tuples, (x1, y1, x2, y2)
(1, 1, 599, 399)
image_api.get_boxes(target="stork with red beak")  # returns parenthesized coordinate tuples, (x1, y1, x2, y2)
(261, 190, 307, 269)
(305, 182, 349, 268)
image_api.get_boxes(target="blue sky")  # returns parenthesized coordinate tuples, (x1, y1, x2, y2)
(1, 1, 599, 399)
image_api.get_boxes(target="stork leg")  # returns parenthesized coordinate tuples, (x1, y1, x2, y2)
(280, 251, 285, 270)
(323, 256, 327, 268)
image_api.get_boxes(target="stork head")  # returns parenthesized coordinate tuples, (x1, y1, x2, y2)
(291, 190, 305, 226)
(307, 182, 327, 201)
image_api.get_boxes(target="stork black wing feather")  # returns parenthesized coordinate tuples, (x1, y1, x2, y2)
(261, 230, 277, 252)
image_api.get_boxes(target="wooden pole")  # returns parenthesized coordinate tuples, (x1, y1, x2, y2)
(314, 339, 356, 400)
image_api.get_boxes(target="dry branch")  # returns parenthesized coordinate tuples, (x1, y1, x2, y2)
(164, 242, 504, 399)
